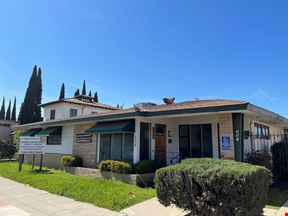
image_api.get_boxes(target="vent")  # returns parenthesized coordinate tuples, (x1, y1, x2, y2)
(135, 102, 157, 108)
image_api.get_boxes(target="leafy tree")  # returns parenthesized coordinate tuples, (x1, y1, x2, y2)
(94, 92, 98, 103)
(88, 90, 92, 97)
(5, 99, 11, 120)
(0, 97, 5, 120)
(18, 65, 42, 124)
(74, 89, 80, 97)
(59, 83, 65, 100)
(11, 97, 16, 121)
(82, 80, 86, 95)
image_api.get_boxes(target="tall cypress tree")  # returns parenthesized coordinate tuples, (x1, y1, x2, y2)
(5, 100, 11, 120)
(94, 92, 98, 103)
(11, 97, 16, 121)
(0, 97, 5, 120)
(59, 83, 65, 100)
(18, 102, 24, 122)
(88, 90, 92, 97)
(34, 67, 42, 122)
(18, 65, 42, 124)
(74, 89, 80, 97)
(82, 80, 86, 95)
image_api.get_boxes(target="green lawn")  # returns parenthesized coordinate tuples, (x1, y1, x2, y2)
(266, 186, 288, 210)
(0, 162, 156, 211)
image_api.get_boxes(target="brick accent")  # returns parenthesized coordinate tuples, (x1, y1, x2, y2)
(219, 113, 235, 160)
(73, 123, 98, 168)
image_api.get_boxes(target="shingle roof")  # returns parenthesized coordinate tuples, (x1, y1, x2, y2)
(15, 99, 251, 130)
(134, 99, 248, 112)
(40, 98, 118, 110)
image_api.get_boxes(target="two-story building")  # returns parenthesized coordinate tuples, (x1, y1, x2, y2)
(16, 96, 288, 169)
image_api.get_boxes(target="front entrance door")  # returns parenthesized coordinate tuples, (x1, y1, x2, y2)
(155, 124, 166, 166)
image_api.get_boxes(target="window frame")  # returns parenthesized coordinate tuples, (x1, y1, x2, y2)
(99, 133, 134, 163)
(47, 135, 62, 145)
(254, 123, 270, 140)
(50, 109, 56, 120)
(69, 108, 78, 117)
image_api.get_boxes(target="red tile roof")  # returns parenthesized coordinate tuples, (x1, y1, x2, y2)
(40, 98, 118, 110)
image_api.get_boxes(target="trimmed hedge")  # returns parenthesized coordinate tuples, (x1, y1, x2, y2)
(99, 160, 133, 174)
(61, 156, 82, 167)
(155, 158, 272, 216)
(271, 141, 288, 181)
(134, 160, 158, 174)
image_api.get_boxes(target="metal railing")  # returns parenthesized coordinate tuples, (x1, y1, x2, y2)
(250, 133, 288, 154)
(151, 150, 180, 166)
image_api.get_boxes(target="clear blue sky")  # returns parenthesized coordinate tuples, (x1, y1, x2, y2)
(0, 1, 288, 117)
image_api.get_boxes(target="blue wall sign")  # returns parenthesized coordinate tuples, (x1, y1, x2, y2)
(222, 136, 231, 151)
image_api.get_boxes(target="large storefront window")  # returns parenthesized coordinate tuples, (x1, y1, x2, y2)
(179, 124, 213, 159)
(99, 133, 134, 163)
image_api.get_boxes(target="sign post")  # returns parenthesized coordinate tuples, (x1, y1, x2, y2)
(19, 136, 46, 172)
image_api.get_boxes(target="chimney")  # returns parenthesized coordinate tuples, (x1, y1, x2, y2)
(163, 97, 175, 105)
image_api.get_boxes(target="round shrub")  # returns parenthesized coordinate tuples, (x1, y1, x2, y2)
(134, 160, 158, 174)
(99, 160, 133, 174)
(61, 156, 82, 167)
(155, 158, 272, 216)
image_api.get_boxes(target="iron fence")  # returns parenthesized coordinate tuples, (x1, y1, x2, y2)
(250, 133, 288, 154)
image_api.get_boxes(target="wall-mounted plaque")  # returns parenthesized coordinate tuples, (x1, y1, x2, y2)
(76, 134, 92, 143)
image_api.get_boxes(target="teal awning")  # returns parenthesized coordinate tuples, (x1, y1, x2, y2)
(35, 127, 62, 137)
(86, 120, 135, 134)
(21, 128, 42, 137)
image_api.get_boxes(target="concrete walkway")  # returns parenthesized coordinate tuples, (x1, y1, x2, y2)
(0, 177, 122, 216)
(121, 197, 280, 216)
(121, 198, 187, 216)
(276, 200, 288, 216)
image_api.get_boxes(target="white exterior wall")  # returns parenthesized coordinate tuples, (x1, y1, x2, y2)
(243, 115, 285, 154)
(44, 103, 112, 121)
(134, 114, 219, 165)
(44, 125, 74, 155)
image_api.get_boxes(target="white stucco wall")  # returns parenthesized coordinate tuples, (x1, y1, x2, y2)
(44, 125, 74, 154)
(43, 103, 113, 121)
(243, 115, 285, 154)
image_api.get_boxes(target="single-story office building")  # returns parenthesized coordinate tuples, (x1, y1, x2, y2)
(15, 95, 288, 168)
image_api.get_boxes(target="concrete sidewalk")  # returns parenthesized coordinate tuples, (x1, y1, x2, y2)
(121, 198, 279, 216)
(121, 198, 187, 216)
(0, 176, 284, 216)
(0, 177, 122, 216)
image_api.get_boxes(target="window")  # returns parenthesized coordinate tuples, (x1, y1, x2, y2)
(47, 135, 61, 145)
(99, 133, 134, 163)
(50, 110, 56, 120)
(70, 109, 78, 117)
(140, 122, 150, 160)
(254, 123, 270, 139)
(179, 124, 213, 159)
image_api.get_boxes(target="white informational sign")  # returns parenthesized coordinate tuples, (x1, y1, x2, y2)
(19, 136, 47, 154)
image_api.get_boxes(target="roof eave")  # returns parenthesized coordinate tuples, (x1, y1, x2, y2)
(14, 103, 249, 130)
(247, 104, 288, 125)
